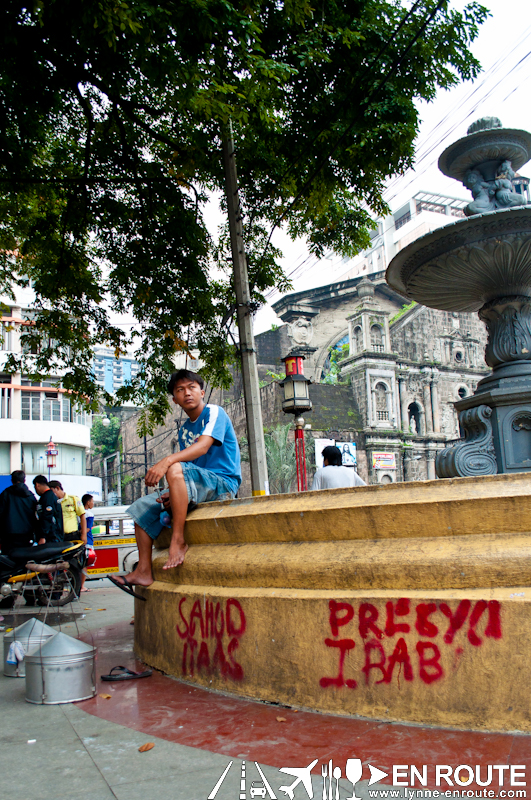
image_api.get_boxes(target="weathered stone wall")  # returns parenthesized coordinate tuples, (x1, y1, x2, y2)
(114, 380, 367, 502)
(390, 305, 487, 370)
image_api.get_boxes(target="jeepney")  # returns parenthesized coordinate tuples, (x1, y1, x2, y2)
(88, 505, 139, 580)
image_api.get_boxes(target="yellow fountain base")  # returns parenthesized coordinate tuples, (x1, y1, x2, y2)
(134, 473, 531, 732)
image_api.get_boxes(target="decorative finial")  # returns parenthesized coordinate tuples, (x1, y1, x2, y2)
(467, 117, 502, 135)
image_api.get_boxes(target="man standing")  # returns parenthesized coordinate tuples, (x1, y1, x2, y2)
(0, 470, 37, 554)
(110, 369, 241, 599)
(80, 494, 95, 593)
(312, 445, 366, 491)
(33, 475, 64, 543)
(48, 481, 87, 544)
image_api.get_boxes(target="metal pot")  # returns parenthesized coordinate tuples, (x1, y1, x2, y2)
(25, 631, 96, 704)
(3, 618, 56, 678)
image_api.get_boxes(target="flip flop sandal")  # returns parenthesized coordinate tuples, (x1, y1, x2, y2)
(109, 576, 147, 600)
(101, 665, 152, 681)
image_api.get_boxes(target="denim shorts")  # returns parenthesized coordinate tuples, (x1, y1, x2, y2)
(127, 463, 236, 541)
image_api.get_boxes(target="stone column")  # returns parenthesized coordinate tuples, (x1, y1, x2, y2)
(431, 375, 441, 433)
(426, 450, 436, 480)
(371, 387, 377, 425)
(420, 409, 426, 436)
(399, 377, 408, 432)
(422, 378, 433, 433)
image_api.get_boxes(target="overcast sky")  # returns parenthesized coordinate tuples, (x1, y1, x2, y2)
(253, 0, 531, 333)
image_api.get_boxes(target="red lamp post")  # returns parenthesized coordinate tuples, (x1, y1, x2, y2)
(280, 354, 312, 492)
(45, 437, 58, 482)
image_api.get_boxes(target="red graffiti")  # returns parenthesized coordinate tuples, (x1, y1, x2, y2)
(176, 597, 246, 682)
(440, 600, 471, 644)
(359, 603, 384, 639)
(385, 637, 414, 683)
(329, 600, 355, 637)
(320, 638, 357, 689)
(385, 599, 411, 637)
(362, 639, 387, 684)
(416, 642, 444, 684)
(415, 603, 439, 638)
(320, 598, 502, 690)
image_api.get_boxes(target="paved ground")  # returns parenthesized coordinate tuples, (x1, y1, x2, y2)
(0, 579, 529, 800)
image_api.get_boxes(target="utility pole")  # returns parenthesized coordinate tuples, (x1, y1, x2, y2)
(222, 126, 269, 496)
(143, 435, 148, 496)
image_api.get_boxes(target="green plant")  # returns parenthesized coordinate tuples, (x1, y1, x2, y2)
(322, 342, 350, 384)
(264, 425, 296, 494)
(91, 416, 120, 457)
(0, 1, 487, 427)
(389, 301, 417, 324)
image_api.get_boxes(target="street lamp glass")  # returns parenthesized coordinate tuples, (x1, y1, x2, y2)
(294, 381, 310, 400)
(283, 382, 294, 401)
(102, 417, 111, 427)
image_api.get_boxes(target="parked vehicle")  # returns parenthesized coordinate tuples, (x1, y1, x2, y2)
(88, 506, 138, 580)
(0, 539, 86, 608)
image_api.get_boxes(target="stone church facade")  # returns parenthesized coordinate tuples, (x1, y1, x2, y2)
(257, 268, 488, 484)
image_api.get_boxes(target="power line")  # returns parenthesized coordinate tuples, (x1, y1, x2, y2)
(256, 0, 449, 272)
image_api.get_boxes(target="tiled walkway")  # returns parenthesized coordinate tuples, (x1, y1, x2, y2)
(79, 621, 531, 791)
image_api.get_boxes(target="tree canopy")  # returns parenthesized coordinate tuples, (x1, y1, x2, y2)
(0, 0, 487, 427)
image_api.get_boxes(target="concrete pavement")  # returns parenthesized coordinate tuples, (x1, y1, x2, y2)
(0, 579, 528, 800)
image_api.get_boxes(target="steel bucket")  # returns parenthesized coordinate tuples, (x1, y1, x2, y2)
(25, 632, 96, 704)
(3, 618, 56, 678)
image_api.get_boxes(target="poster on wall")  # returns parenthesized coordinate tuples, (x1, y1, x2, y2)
(337, 441, 357, 466)
(314, 438, 335, 469)
(372, 452, 396, 470)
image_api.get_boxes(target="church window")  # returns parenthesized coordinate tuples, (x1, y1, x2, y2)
(353, 325, 363, 352)
(408, 402, 421, 434)
(457, 386, 468, 398)
(375, 382, 389, 421)
(454, 350, 464, 363)
(371, 324, 384, 352)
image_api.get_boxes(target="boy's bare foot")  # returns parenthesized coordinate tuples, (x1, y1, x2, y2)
(116, 568, 154, 587)
(163, 541, 188, 569)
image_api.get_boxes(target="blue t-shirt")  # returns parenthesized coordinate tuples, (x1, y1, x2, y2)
(178, 404, 241, 494)
(85, 511, 95, 547)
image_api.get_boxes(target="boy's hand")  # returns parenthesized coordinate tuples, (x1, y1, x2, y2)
(156, 491, 171, 510)
(145, 457, 171, 487)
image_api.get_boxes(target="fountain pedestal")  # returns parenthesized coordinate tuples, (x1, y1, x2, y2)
(387, 118, 531, 478)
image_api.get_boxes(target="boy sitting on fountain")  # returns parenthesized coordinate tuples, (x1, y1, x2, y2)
(110, 369, 241, 599)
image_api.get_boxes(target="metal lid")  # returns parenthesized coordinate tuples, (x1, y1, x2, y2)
(4, 617, 56, 643)
(28, 631, 95, 657)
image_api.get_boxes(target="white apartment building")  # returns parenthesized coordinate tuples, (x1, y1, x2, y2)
(338, 191, 468, 281)
(0, 288, 102, 499)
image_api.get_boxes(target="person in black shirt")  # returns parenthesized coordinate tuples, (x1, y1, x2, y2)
(32, 475, 64, 544)
(0, 470, 38, 554)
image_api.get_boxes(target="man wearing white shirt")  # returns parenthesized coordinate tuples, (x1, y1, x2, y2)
(312, 445, 366, 491)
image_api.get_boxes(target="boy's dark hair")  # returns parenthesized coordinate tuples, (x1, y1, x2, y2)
(82, 494, 93, 506)
(48, 480, 63, 490)
(168, 369, 204, 394)
(33, 475, 49, 487)
(11, 470, 25, 484)
(322, 445, 342, 467)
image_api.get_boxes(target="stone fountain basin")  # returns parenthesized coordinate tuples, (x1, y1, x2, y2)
(386, 206, 531, 312)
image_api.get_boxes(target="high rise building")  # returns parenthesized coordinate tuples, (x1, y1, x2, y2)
(0, 288, 102, 498)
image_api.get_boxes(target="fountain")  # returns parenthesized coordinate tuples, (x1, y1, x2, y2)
(387, 117, 531, 477)
(134, 118, 531, 735)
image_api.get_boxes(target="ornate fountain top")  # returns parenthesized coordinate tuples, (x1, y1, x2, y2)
(466, 117, 502, 135)
(438, 118, 531, 217)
